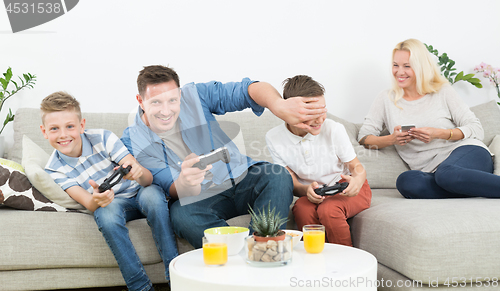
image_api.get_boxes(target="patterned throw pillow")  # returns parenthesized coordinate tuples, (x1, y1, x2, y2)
(0, 159, 75, 212)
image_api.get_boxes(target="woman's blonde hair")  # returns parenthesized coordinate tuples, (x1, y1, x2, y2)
(390, 38, 448, 105)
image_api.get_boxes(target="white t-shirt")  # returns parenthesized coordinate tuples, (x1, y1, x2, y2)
(265, 119, 356, 186)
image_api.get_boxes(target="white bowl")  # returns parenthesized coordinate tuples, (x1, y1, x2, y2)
(204, 226, 250, 256)
(284, 229, 303, 248)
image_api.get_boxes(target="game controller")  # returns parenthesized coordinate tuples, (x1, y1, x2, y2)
(314, 182, 349, 196)
(192, 146, 231, 169)
(98, 165, 132, 193)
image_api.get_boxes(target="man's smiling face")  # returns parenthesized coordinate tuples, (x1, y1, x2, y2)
(138, 80, 181, 134)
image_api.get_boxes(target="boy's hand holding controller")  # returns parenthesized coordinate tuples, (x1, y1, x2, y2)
(340, 174, 363, 197)
(307, 181, 326, 204)
(121, 161, 143, 181)
(89, 180, 115, 208)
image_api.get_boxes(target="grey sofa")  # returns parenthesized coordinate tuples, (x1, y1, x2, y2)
(1, 101, 500, 290)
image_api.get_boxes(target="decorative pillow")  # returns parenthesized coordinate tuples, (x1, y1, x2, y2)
(21, 135, 87, 211)
(488, 135, 500, 176)
(0, 158, 73, 211)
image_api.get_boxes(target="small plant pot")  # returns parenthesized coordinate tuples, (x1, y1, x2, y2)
(245, 234, 292, 267)
(252, 230, 286, 243)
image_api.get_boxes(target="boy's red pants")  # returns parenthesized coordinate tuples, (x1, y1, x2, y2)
(292, 179, 372, 247)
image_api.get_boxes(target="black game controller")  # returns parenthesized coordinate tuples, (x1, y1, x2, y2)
(192, 147, 231, 170)
(314, 182, 349, 196)
(98, 165, 132, 193)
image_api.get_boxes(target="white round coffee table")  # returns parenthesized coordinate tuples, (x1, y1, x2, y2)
(169, 242, 377, 290)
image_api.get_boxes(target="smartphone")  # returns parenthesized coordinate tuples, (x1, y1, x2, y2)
(401, 124, 416, 132)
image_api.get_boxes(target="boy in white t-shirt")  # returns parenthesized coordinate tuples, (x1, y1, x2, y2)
(265, 75, 371, 246)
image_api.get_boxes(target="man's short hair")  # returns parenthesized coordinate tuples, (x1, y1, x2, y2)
(282, 75, 325, 99)
(40, 91, 81, 123)
(137, 65, 180, 97)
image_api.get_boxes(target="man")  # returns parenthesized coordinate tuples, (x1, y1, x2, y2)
(122, 65, 327, 248)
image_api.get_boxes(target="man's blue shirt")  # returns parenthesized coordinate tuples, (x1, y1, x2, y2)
(121, 78, 265, 198)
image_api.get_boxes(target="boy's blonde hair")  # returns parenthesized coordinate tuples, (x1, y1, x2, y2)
(390, 38, 449, 105)
(40, 91, 82, 123)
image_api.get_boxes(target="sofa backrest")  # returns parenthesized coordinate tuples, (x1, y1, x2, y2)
(10, 107, 404, 189)
(10, 100, 500, 190)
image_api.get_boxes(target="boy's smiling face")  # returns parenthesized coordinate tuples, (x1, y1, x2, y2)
(41, 110, 86, 157)
(287, 96, 326, 137)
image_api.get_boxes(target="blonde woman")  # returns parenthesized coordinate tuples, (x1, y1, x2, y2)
(358, 38, 498, 199)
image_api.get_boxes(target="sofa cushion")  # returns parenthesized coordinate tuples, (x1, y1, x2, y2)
(470, 100, 500, 146)
(21, 135, 88, 212)
(0, 159, 70, 212)
(355, 145, 410, 189)
(0, 208, 162, 271)
(351, 189, 500, 284)
(328, 114, 408, 189)
(215, 110, 283, 162)
(489, 135, 500, 175)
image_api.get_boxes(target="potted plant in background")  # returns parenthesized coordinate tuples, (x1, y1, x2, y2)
(245, 202, 292, 265)
(0, 67, 36, 157)
(474, 63, 500, 105)
(425, 44, 482, 88)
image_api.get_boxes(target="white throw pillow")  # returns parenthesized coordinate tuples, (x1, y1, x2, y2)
(21, 135, 87, 211)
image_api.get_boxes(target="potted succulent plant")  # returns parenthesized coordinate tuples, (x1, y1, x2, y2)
(0, 67, 36, 157)
(246, 202, 292, 264)
(248, 201, 288, 241)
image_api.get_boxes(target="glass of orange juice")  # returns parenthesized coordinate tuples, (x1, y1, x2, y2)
(303, 224, 325, 254)
(202, 236, 227, 266)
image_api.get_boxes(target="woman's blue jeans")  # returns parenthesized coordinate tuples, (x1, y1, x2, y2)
(397, 145, 498, 199)
(93, 184, 178, 291)
(170, 163, 293, 248)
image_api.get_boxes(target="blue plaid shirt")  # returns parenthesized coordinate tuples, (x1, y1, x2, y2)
(45, 129, 140, 198)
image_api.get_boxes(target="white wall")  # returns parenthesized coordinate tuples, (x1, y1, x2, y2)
(1, 0, 499, 152)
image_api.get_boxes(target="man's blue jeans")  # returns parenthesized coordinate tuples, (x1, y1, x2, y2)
(170, 163, 293, 248)
(397, 145, 498, 199)
(94, 185, 178, 291)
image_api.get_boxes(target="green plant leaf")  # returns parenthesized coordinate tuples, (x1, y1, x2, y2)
(3, 68, 12, 83)
(0, 78, 7, 90)
(455, 71, 464, 81)
(469, 77, 480, 84)
(0, 109, 14, 135)
(447, 60, 455, 69)
(462, 73, 474, 80)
